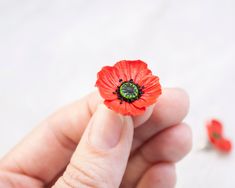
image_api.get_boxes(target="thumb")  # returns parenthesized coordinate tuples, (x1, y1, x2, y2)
(53, 104, 134, 188)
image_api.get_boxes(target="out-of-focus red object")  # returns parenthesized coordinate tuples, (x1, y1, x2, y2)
(206, 119, 232, 153)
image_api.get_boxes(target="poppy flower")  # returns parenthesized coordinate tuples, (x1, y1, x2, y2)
(95, 60, 162, 115)
(207, 119, 223, 145)
(206, 119, 232, 153)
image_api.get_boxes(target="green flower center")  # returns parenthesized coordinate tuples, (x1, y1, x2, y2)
(119, 82, 139, 100)
(212, 132, 221, 139)
(113, 79, 144, 104)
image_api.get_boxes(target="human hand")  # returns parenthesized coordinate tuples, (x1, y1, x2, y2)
(0, 88, 191, 188)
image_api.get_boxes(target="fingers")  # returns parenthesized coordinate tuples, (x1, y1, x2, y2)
(0, 92, 101, 184)
(140, 123, 192, 163)
(121, 124, 192, 188)
(132, 88, 189, 152)
(0, 171, 43, 188)
(136, 163, 176, 188)
(53, 105, 134, 188)
(0, 88, 187, 184)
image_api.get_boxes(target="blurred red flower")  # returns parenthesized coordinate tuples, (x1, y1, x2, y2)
(96, 60, 162, 115)
(207, 119, 232, 153)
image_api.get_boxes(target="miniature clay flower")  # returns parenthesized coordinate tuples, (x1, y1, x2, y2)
(207, 119, 223, 145)
(95, 60, 162, 115)
(206, 119, 232, 153)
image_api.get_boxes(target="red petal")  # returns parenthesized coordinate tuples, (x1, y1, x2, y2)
(113, 60, 130, 81)
(128, 103, 146, 116)
(114, 60, 149, 82)
(207, 119, 223, 133)
(96, 66, 120, 100)
(215, 138, 232, 153)
(132, 76, 161, 108)
(104, 99, 126, 114)
(128, 60, 150, 83)
(132, 98, 149, 108)
(138, 75, 160, 88)
(207, 119, 223, 142)
(134, 68, 152, 84)
(104, 99, 145, 116)
(132, 96, 158, 109)
(142, 83, 162, 99)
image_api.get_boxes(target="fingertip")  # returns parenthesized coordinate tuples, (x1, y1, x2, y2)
(165, 123, 192, 161)
(132, 104, 155, 128)
(151, 88, 190, 126)
(137, 163, 176, 188)
(140, 123, 192, 163)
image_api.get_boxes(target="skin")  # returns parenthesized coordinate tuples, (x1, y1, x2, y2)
(0, 88, 192, 188)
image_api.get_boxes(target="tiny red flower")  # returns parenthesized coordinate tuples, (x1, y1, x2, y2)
(96, 60, 162, 115)
(207, 119, 223, 145)
(206, 119, 232, 153)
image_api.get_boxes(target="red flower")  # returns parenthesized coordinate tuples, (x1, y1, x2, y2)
(207, 119, 223, 144)
(95, 60, 162, 115)
(206, 119, 232, 153)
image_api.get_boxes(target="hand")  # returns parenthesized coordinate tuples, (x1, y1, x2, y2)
(0, 88, 191, 188)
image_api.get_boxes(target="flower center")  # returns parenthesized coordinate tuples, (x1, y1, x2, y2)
(120, 82, 139, 100)
(114, 79, 144, 104)
(212, 132, 221, 139)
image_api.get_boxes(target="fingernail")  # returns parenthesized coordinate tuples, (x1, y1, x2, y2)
(89, 104, 126, 150)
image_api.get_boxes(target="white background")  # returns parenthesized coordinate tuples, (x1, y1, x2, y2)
(0, 0, 235, 187)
